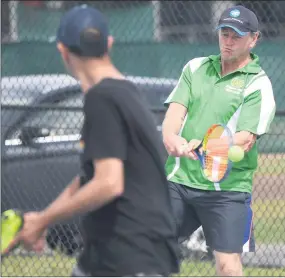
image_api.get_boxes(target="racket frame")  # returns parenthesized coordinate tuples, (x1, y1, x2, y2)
(194, 123, 234, 183)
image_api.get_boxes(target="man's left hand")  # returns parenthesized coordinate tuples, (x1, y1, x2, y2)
(183, 139, 202, 160)
(3, 212, 47, 255)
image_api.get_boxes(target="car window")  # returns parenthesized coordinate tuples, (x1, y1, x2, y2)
(7, 94, 84, 145)
(5, 78, 173, 146)
(1, 75, 78, 106)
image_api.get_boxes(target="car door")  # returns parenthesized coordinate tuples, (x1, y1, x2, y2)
(2, 92, 84, 217)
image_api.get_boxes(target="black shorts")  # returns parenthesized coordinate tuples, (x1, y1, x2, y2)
(169, 181, 255, 253)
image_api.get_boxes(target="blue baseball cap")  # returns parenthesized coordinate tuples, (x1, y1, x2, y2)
(57, 5, 109, 57)
(216, 6, 259, 36)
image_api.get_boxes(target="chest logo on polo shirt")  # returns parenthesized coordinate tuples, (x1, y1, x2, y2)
(231, 78, 245, 89)
(225, 78, 245, 94)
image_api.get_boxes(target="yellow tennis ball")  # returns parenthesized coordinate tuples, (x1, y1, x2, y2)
(1, 210, 23, 253)
(228, 145, 244, 162)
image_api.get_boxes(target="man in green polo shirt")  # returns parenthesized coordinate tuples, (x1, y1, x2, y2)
(162, 5, 276, 276)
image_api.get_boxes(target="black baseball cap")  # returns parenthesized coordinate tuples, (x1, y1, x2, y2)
(216, 6, 259, 36)
(57, 5, 109, 57)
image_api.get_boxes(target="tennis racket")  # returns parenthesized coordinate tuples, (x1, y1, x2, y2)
(193, 123, 234, 183)
(1, 209, 24, 257)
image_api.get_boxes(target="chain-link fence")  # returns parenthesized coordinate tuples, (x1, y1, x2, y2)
(1, 1, 285, 276)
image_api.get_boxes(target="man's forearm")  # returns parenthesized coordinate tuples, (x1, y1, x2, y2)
(162, 103, 187, 139)
(233, 131, 257, 151)
(162, 117, 182, 139)
(40, 178, 122, 228)
(208, 131, 256, 153)
(46, 176, 80, 210)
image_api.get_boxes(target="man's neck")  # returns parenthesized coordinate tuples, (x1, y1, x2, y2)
(76, 60, 125, 93)
(221, 54, 252, 77)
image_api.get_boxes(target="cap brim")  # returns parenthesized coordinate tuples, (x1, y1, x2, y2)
(216, 24, 249, 36)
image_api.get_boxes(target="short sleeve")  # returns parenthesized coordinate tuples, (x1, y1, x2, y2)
(236, 87, 276, 136)
(164, 63, 192, 108)
(84, 93, 127, 161)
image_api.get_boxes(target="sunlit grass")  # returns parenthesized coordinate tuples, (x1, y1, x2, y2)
(2, 254, 285, 277)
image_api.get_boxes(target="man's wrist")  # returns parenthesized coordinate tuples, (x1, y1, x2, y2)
(39, 210, 53, 229)
(163, 132, 178, 141)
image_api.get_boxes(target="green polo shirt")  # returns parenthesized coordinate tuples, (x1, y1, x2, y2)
(164, 53, 276, 193)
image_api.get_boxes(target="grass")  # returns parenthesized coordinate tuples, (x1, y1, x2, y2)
(256, 153, 285, 175)
(179, 261, 285, 277)
(253, 200, 285, 219)
(2, 254, 285, 277)
(254, 217, 285, 244)
(252, 154, 285, 244)
(252, 200, 285, 244)
(1, 253, 75, 277)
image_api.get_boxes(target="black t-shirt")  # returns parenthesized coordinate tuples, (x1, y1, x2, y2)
(79, 78, 179, 276)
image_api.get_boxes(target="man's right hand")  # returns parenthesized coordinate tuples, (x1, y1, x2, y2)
(163, 134, 190, 157)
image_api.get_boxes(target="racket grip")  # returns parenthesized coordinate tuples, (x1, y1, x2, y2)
(194, 149, 203, 160)
(194, 143, 204, 165)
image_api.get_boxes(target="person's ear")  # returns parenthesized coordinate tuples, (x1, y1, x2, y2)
(249, 32, 259, 49)
(57, 42, 70, 64)
(249, 40, 256, 49)
(107, 36, 114, 51)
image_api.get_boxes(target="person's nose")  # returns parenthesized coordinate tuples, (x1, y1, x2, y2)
(224, 36, 234, 47)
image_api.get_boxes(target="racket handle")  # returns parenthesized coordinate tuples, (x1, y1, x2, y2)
(194, 149, 203, 161)
(194, 143, 204, 166)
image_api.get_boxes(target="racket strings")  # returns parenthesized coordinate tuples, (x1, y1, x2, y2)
(203, 128, 231, 182)
(204, 154, 229, 182)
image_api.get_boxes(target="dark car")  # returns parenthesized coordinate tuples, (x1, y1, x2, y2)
(1, 74, 176, 255)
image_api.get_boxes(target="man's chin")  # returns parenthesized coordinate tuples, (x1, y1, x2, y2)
(221, 54, 237, 62)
